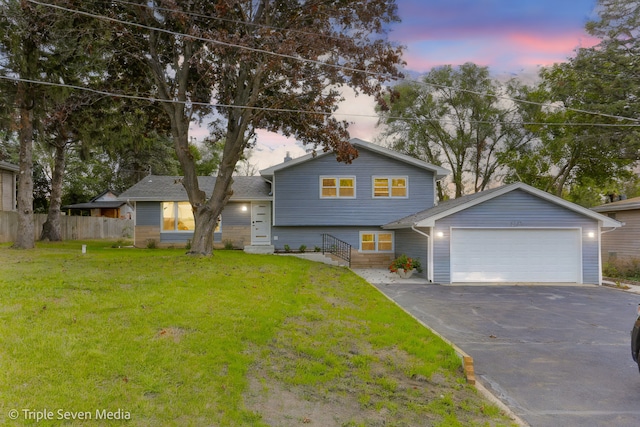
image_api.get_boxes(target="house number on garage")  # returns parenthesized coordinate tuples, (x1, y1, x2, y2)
(510, 221, 524, 227)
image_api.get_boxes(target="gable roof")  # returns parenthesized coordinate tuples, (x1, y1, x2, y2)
(591, 196, 640, 213)
(259, 138, 450, 180)
(118, 175, 271, 202)
(62, 190, 127, 210)
(91, 190, 119, 202)
(383, 182, 622, 229)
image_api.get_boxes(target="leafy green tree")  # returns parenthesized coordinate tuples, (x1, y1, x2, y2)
(502, 0, 640, 200)
(378, 63, 532, 198)
(0, 0, 114, 243)
(90, 0, 404, 255)
(0, 0, 45, 248)
(0, 131, 19, 162)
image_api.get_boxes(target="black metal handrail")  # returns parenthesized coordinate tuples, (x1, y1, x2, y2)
(322, 234, 351, 267)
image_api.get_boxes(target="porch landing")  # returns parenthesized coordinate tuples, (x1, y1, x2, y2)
(243, 245, 275, 254)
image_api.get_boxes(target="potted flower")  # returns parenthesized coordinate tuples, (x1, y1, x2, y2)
(389, 254, 422, 278)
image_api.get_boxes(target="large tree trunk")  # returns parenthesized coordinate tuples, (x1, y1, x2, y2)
(13, 86, 35, 249)
(40, 141, 66, 241)
(190, 207, 220, 255)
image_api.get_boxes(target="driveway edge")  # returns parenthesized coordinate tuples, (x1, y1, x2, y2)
(368, 282, 529, 427)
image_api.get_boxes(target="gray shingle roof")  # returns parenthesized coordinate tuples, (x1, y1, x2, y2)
(0, 161, 19, 172)
(591, 196, 640, 213)
(63, 201, 127, 210)
(118, 175, 271, 201)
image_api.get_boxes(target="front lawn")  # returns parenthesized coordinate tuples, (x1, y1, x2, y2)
(0, 241, 514, 426)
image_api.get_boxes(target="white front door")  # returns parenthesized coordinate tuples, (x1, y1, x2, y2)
(251, 202, 271, 245)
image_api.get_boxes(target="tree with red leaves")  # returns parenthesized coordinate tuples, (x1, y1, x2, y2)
(103, 0, 405, 255)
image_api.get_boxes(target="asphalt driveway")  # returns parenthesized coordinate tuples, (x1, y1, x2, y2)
(372, 282, 640, 427)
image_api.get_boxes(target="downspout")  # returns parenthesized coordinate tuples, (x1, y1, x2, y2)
(411, 225, 433, 283)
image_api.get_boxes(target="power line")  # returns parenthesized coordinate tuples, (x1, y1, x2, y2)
(1, 74, 639, 128)
(18, 0, 640, 125)
(27, 0, 376, 78)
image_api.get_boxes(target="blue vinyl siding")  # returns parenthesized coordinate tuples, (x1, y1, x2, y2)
(222, 202, 252, 226)
(394, 229, 428, 278)
(272, 226, 384, 252)
(273, 149, 436, 226)
(432, 190, 600, 284)
(136, 202, 160, 226)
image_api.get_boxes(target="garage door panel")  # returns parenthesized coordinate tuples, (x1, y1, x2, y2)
(451, 229, 581, 283)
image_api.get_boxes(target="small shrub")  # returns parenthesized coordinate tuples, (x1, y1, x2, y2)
(603, 257, 640, 281)
(223, 240, 235, 250)
(299, 244, 307, 253)
(389, 254, 422, 273)
(185, 239, 191, 250)
(284, 244, 291, 253)
(603, 260, 620, 278)
(146, 239, 158, 249)
(314, 246, 321, 252)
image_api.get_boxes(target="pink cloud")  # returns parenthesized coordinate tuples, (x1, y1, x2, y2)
(508, 32, 599, 54)
(401, 30, 601, 74)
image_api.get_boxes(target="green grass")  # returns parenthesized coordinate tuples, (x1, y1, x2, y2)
(0, 241, 515, 426)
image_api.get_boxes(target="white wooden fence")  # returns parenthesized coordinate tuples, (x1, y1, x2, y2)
(0, 211, 133, 243)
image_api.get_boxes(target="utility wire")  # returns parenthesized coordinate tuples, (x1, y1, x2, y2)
(27, 0, 373, 77)
(20, 0, 640, 125)
(1, 74, 639, 128)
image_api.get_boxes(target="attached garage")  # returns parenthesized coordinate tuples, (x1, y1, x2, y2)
(383, 182, 623, 285)
(450, 228, 581, 283)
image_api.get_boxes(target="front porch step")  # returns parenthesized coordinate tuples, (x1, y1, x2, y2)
(244, 245, 275, 254)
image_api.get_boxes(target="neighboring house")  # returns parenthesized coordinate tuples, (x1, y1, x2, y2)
(119, 138, 621, 284)
(0, 161, 18, 212)
(591, 196, 640, 261)
(63, 190, 133, 219)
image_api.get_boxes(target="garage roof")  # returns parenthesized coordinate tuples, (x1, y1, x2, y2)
(384, 182, 623, 229)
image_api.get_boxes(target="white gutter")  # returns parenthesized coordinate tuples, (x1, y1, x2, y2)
(411, 225, 433, 283)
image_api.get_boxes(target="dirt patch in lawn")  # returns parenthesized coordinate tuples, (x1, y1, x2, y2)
(244, 333, 513, 426)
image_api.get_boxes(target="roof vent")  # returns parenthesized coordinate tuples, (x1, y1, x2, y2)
(284, 151, 292, 162)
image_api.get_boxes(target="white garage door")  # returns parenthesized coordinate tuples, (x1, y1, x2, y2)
(450, 228, 581, 283)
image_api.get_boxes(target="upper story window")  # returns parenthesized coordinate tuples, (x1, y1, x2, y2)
(162, 202, 221, 232)
(373, 177, 408, 198)
(320, 176, 355, 198)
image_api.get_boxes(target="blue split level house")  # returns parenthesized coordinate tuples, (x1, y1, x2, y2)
(119, 138, 621, 284)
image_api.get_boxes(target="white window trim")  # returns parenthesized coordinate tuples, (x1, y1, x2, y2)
(319, 175, 356, 199)
(359, 231, 395, 253)
(372, 176, 409, 199)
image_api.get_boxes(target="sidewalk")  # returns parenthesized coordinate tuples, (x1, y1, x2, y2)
(351, 268, 430, 285)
